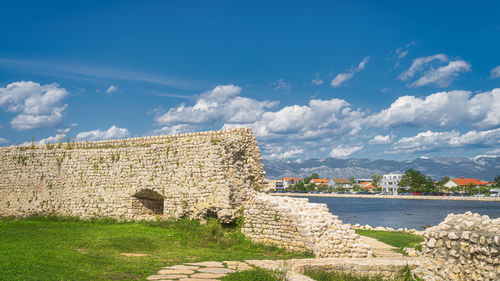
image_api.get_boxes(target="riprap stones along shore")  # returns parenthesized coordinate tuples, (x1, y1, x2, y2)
(242, 191, 373, 258)
(0, 128, 371, 258)
(415, 211, 500, 281)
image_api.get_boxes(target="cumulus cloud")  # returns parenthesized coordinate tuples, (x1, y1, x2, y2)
(155, 85, 278, 126)
(151, 124, 195, 136)
(369, 134, 394, 145)
(105, 85, 118, 94)
(491, 65, 500, 79)
(0, 81, 68, 130)
(399, 54, 470, 87)
(75, 125, 129, 141)
(330, 56, 370, 87)
(329, 145, 363, 158)
(390, 128, 500, 154)
(36, 134, 66, 145)
(0, 137, 8, 145)
(224, 98, 364, 141)
(273, 79, 291, 91)
(368, 88, 500, 129)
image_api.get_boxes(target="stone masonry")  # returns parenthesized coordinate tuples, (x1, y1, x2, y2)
(0, 128, 265, 223)
(0, 128, 371, 258)
(242, 191, 372, 258)
(415, 212, 500, 281)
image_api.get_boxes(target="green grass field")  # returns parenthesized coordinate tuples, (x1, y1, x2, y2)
(0, 216, 310, 281)
(355, 229, 424, 254)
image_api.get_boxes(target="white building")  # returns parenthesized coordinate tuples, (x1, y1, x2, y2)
(381, 173, 403, 194)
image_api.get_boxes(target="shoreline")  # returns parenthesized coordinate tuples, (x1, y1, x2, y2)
(270, 192, 500, 202)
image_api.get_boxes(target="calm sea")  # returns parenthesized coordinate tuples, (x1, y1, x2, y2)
(300, 196, 500, 230)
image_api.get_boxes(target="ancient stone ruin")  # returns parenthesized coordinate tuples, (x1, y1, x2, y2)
(0, 128, 371, 258)
(416, 212, 500, 281)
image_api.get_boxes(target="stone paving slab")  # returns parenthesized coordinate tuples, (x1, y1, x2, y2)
(158, 269, 195, 275)
(146, 257, 421, 280)
(190, 273, 226, 279)
(185, 261, 224, 267)
(197, 267, 233, 274)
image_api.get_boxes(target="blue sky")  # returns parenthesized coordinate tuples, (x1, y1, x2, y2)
(1, 0, 499, 160)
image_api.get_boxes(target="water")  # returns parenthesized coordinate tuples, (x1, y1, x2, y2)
(301, 196, 500, 230)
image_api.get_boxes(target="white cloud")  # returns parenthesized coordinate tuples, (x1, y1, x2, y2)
(155, 85, 277, 126)
(330, 56, 370, 87)
(56, 128, 71, 133)
(394, 42, 416, 64)
(491, 65, 500, 79)
(105, 85, 118, 94)
(37, 134, 66, 145)
(273, 79, 291, 91)
(224, 98, 364, 141)
(0, 137, 8, 145)
(398, 54, 470, 87)
(369, 134, 393, 145)
(151, 124, 195, 135)
(312, 75, 324, 86)
(474, 148, 500, 159)
(368, 88, 500, 129)
(410, 60, 470, 87)
(0, 81, 68, 130)
(329, 145, 363, 158)
(390, 128, 500, 154)
(75, 125, 129, 141)
(399, 54, 448, 80)
(267, 148, 304, 159)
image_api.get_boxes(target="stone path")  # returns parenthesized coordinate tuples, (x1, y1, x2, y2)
(358, 235, 403, 258)
(146, 261, 253, 280)
(146, 257, 420, 281)
(145, 237, 407, 280)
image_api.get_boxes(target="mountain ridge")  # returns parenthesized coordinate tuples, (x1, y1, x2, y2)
(262, 156, 500, 181)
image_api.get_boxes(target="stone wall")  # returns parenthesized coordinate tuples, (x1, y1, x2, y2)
(416, 212, 500, 280)
(0, 128, 266, 223)
(0, 128, 373, 258)
(242, 191, 372, 258)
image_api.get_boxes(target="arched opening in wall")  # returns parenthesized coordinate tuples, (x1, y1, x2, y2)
(131, 189, 164, 215)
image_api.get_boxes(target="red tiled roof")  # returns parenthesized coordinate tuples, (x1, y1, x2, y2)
(361, 184, 374, 188)
(312, 179, 329, 183)
(284, 177, 302, 182)
(451, 177, 488, 186)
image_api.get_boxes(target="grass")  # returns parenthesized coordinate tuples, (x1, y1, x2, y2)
(303, 265, 422, 281)
(220, 267, 286, 281)
(0, 216, 311, 281)
(355, 229, 424, 255)
(221, 266, 422, 281)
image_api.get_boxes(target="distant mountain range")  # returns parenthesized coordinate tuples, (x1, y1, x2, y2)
(262, 156, 500, 181)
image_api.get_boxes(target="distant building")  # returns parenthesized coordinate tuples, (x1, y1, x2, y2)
(312, 178, 329, 186)
(359, 182, 374, 189)
(381, 173, 403, 194)
(267, 179, 284, 191)
(283, 177, 303, 189)
(444, 177, 489, 189)
(354, 178, 372, 184)
(331, 178, 352, 189)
